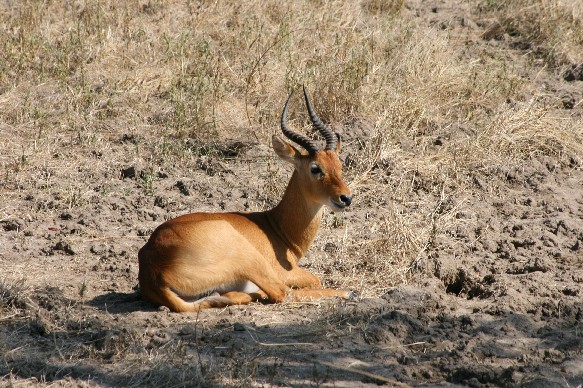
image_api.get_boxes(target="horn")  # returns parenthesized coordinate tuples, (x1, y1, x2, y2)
(303, 85, 337, 151)
(281, 91, 319, 154)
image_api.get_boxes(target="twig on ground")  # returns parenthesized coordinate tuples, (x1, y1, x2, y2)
(316, 360, 410, 386)
(380, 341, 427, 350)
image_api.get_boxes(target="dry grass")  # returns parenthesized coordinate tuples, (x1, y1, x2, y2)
(0, 277, 30, 318)
(1, 0, 582, 385)
(478, 0, 583, 65)
(1, 0, 581, 293)
(1, 0, 582, 287)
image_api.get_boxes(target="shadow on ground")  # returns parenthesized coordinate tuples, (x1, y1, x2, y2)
(2, 283, 582, 387)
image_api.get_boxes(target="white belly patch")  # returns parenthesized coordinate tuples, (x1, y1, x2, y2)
(215, 280, 260, 294)
(172, 280, 260, 302)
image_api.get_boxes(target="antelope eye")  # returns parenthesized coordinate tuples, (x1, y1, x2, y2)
(310, 165, 322, 175)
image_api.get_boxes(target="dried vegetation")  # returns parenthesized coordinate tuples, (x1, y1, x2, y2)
(1, 0, 582, 386)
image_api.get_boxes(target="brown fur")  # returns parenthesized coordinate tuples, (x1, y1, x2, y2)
(138, 136, 352, 312)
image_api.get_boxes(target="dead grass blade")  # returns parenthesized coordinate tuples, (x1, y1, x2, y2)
(317, 360, 410, 387)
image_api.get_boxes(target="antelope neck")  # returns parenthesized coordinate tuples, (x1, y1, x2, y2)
(266, 170, 323, 262)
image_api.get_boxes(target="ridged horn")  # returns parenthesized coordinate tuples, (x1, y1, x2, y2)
(281, 91, 320, 154)
(303, 85, 337, 151)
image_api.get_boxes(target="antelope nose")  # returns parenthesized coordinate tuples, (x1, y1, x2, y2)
(339, 194, 352, 207)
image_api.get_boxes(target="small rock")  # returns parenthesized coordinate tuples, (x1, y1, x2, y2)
(176, 181, 190, 196)
(121, 166, 137, 179)
(54, 241, 76, 255)
(563, 63, 583, 82)
(2, 219, 24, 232)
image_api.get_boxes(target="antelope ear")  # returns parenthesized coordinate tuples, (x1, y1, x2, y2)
(272, 135, 301, 164)
(335, 133, 342, 153)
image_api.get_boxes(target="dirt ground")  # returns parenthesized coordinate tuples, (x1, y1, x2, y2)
(1, 0, 582, 387)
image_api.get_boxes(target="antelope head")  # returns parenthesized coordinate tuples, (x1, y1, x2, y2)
(273, 86, 352, 212)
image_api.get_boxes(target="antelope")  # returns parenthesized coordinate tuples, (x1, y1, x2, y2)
(138, 86, 353, 312)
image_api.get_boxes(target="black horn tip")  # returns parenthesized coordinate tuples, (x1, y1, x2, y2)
(302, 85, 315, 113)
(281, 91, 293, 122)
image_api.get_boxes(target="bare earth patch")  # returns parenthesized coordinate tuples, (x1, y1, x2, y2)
(1, 0, 582, 386)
